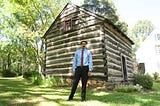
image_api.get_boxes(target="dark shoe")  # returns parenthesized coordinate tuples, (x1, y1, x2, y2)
(67, 98, 73, 101)
(81, 99, 86, 102)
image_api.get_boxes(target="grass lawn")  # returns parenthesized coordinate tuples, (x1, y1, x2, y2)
(0, 77, 160, 106)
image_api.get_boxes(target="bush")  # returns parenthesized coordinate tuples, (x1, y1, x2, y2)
(134, 74, 153, 89)
(46, 76, 68, 87)
(2, 69, 17, 77)
(23, 70, 39, 80)
(153, 72, 159, 80)
(115, 85, 141, 93)
(23, 71, 33, 80)
(33, 75, 45, 85)
(23, 71, 69, 86)
(23, 70, 45, 85)
(15, 71, 22, 76)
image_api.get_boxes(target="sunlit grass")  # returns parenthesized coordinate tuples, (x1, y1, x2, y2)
(0, 77, 160, 106)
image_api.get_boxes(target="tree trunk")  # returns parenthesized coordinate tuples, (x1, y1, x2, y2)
(7, 51, 11, 70)
(2, 58, 6, 70)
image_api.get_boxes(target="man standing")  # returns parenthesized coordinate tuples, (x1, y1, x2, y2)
(68, 41, 93, 102)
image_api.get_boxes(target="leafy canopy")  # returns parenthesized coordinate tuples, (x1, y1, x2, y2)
(81, 0, 128, 34)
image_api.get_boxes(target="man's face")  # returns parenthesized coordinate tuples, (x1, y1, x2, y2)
(81, 42, 87, 48)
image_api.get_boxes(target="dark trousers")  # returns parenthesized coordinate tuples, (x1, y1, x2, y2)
(69, 66, 89, 100)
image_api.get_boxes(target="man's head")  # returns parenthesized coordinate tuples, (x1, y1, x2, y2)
(80, 41, 87, 49)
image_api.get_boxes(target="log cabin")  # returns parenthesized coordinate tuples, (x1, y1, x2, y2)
(42, 3, 134, 83)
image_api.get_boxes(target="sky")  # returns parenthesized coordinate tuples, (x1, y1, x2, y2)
(71, 0, 160, 29)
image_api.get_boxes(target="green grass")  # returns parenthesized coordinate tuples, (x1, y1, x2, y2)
(0, 77, 160, 106)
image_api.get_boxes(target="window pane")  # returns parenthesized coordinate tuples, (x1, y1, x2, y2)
(64, 19, 72, 31)
(155, 45, 160, 55)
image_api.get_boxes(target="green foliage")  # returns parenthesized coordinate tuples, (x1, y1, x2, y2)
(23, 70, 45, 85)
(33, 75, 45, 85)
(23, 71, 32, 80)
(83, 0, 118, 22)
(129, 20, 155, 56)
(45, 76, 68, 87)
(153, 72, 159, 80)
(134, 74, 153, 89)
(23, 71, 69, 86)
(81, 0, 128, 34)
(1, 69, 17, 77)
(132, 20, 155, 37)
(0, 77, 160, 105)
(155, 78, 160, 83)
(0, 0, 70, 77)
(23, 70, 39, 80)
(115, 84, 141, 93)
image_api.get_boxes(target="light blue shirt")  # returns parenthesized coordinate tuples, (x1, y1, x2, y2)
(72, 48, 93, 71)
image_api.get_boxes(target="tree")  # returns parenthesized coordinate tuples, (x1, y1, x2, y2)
(81, 0, 128, 34)
(128, 20, 155, 59)
(132, 20, 155, 42)
(0, 0, 70, 76)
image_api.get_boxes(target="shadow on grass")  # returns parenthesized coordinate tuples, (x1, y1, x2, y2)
(88, 92, 136, 104)
(85, 81, 160, 106)
(0, 77, 70, 106)
(0, 77, 160, 106)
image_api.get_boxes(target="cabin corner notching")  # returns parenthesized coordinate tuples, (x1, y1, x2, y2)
(43, 3, 134, 83)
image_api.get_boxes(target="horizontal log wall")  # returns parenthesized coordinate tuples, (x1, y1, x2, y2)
(45, 5, 105, 76)
(44, 4, 134, 82)
(102, 25, 134, 82)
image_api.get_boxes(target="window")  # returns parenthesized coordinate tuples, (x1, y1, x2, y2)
(155, 45, 160, 55)
(155, 34, 160, 41)
(64, 19, 72, 31)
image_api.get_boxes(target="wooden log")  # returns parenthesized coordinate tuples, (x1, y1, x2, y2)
(46, 47, 102, 59)
(127, 68, 134, 73)
(104, 30, 132, 51)
(108, 77, 124, 82)
(47, 31, 101, 47)
(48, 19, 101, 39)
(46, 58, 103, 68)
(104, 23, 133, 46)
(107, 56, 121, 65)
(107, 52, 121, 61)
(46, 68, 69, 74)
(127, 73, 134, 78)
(107, 64, 122, 71)
(46, 72, 107, 81)
(47, 23, 101, 39)
(47, 39, 102, 53)
(106, 46, 120, 56)
(45, 65, 105, 74)
(49, 11, 97, 32)
(47, 36, 102, 52)
(108, 68, 122, 75)
(105, 35, 132, 57)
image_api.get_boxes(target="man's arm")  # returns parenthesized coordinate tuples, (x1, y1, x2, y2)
(72, 51, 77, 72)
(88, 51, 93, 72)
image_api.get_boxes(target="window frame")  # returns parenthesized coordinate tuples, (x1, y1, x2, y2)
(63, 19, 72, 32)
(155, 45, 160, 55)
(155, 33, 160, 41)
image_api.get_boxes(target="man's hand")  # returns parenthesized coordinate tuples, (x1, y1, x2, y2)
(88, 72, 92, 76)
(68, 70, 75, 76)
